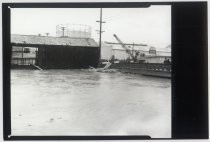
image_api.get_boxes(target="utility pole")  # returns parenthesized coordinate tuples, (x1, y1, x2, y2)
(96, 8, 106, 65)
(61, 26, 66, 37)
(21, 46, 24, 64)
(45, 33, 49, 37)
(132, 42, 135, 57)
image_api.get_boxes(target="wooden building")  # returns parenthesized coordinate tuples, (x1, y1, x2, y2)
(11, 34, 99, 69)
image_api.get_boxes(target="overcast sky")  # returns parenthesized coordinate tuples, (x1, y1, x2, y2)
(11, 5, 171, 48)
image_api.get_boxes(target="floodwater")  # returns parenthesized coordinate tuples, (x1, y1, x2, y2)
(11, 69, 171, 138)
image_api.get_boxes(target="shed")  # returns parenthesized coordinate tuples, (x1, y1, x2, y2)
(11, 34, 100, 69)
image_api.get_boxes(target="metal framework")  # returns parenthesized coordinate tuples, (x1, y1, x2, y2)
(56, 24, 92, 38)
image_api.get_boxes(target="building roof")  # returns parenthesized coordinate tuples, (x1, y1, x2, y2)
(11, 34, 98, 47)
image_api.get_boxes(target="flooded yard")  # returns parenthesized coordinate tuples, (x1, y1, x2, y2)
(11, 69, 171, 138)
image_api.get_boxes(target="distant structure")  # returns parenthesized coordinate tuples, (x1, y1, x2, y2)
(101, 42, 171, 63)
(56, 24, 92, 38)
(166, 44, 171, 48)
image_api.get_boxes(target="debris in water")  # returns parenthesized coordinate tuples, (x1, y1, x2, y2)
(89, 62, 117, 73)
(49, 118, 54, 122)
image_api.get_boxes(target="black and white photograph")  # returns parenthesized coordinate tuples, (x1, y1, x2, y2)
(10, 5, 171, 138)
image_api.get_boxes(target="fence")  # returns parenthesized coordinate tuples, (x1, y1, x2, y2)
(11, 58, 36, 65)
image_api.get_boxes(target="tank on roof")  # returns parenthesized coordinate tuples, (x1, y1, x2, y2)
(149, 46, 156, 54)
(56, 24, 92, 38)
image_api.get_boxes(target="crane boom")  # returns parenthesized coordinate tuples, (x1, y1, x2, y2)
(113, 34, 136, 60)
(104, 41, 148, 46)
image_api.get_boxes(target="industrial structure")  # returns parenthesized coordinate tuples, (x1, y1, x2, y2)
(56, 24, 92, 38)
(11, 34, 99, 69)
(103, 35, 171, 64)
(100, 34, 171, 78)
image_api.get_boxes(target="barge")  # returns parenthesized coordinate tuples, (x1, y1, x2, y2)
(108, 62, 171, 78)
(101, 34, 171, 78)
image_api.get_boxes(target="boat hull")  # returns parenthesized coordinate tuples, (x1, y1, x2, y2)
(109, 63, 171, 78)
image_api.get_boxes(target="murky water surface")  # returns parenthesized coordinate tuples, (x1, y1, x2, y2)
(11, 69, 171, 138)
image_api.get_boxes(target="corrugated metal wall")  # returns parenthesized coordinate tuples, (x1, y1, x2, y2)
(37, 46, 99, 69)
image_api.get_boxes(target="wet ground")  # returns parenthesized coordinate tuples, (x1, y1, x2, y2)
(11, 69, 171, 138)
